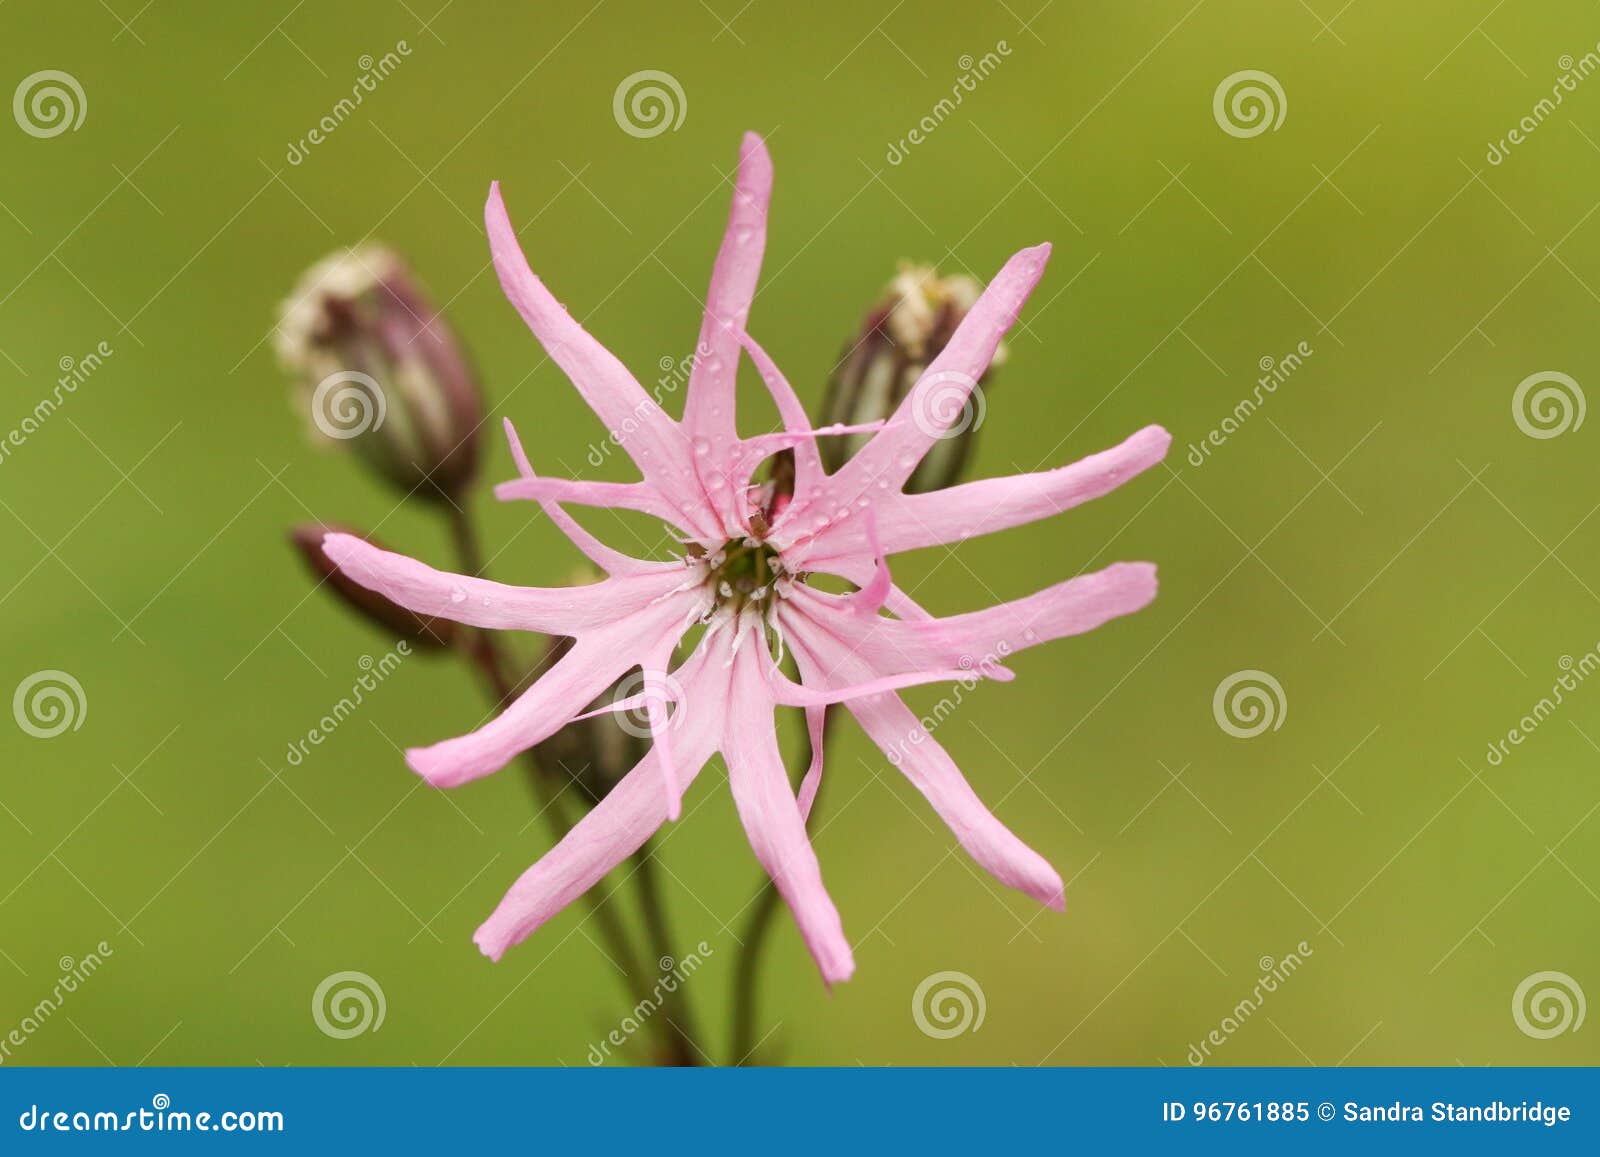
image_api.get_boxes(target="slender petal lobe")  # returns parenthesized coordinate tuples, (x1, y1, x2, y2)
(321, 532, 685, 634)
(408, 594, 698, 787)
(474, 643, 728, 960)
(724, 643, 855, 984)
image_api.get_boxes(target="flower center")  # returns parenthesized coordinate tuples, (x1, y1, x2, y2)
(693, 536, 787, 616)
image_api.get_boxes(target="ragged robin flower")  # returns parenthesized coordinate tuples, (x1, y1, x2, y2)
(322, 132, 1172, 982)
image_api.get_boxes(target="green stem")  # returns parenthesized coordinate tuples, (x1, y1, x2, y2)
(630, 848, 705, 1065)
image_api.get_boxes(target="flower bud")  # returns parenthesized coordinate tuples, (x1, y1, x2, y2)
(289, 523, 455, 649)
(276, 245, 482, 502)
(818, 263, 1003, 493)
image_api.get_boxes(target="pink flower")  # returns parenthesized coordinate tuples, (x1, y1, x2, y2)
(322, 132, 1170, 983)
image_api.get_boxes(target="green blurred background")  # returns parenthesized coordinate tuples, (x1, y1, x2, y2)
(3, 0, 1598, 1066)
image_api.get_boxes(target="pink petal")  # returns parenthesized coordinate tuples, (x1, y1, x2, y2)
(494, 475, 681, 523)
(321, 532, 685, 634)
(485, 183, 716, 537)
(724, 645, 855, 984)
(639, 645, 684, 821)
(683, 133, 774, 528)
(474, 641, 729, 961)
(408, 594, 697, 787)
(764, 661, 973, 708)
(501, 418, 668, 578)
(796, 703, 826, 823)
(850, 690, 1065, 909)
(786, 622, 1064, 910)
(737, 329, 824, 504)
(840, 509, 890, 617)
(787, 561, 1157, 678)
(798, 425, 1172, 566)
(810, 553, 934, 622)
(773, 243, 1051, 551)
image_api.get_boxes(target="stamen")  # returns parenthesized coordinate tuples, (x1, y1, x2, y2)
(686, 531, 796, 664)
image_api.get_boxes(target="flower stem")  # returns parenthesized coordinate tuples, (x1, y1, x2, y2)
(729, 707, 833, 1064)
(444, 502, 699, 1065)
(630, 848, 705, 1065)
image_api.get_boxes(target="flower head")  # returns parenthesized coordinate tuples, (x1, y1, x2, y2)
(277, 245, 483, 502)
(323, 132, 1171, 982)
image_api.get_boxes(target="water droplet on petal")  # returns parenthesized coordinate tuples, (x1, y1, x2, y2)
(450, 586, 467, 604)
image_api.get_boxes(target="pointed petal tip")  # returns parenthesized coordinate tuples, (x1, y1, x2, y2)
(1008, 241, 1051, 272)
(1109, 560, 1159, 607)
(472, 924, 508, 963)
(734, 131, 774, 197)
(405, 744, 463, 789)
(1031, 864, 1066, 912)
(821, 955, 856, 987)
(1141, 423, 1174, 457)
(501, 417, 535, 477)
(991, 242, 1051, 293)
(484, 182, 515, 240)
(739, 130, 769, 158)
(319, 531, 363, 568)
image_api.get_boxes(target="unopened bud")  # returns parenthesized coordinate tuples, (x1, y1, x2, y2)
(289, 523, 455, 649)
(276, 245, 483, 502)
(818, 263, 1002, 493)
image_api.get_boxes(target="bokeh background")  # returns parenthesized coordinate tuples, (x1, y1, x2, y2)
(3, 0, 1599, 1067)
